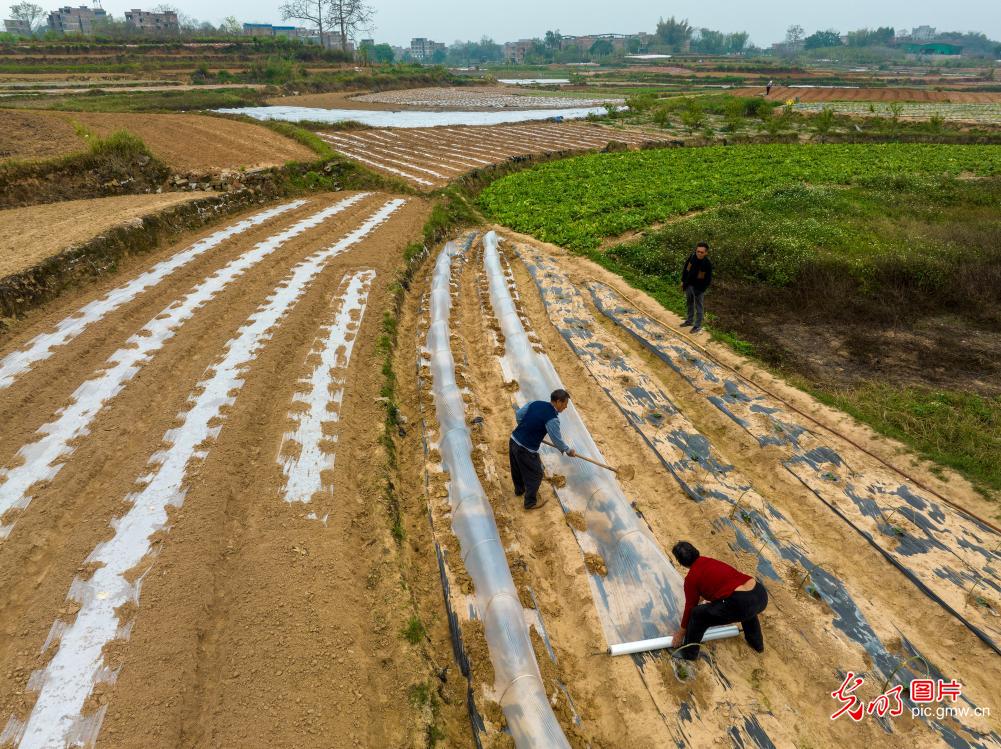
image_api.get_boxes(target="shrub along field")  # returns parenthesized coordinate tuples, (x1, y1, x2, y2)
(480, 147, 1001, 498)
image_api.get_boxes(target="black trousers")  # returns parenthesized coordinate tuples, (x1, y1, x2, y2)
(682, 581, 768, 660)
(509, 438, 544, 508)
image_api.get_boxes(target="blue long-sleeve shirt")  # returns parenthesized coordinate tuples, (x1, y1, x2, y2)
(513, 401, 571, 453)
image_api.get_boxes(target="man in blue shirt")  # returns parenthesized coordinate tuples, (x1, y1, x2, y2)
(510, 389, 576, 510)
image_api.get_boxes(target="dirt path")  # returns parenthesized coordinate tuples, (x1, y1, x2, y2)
(0, 193, 202, 278)
(396, 233, 1001, 747)
(0, 192, 469, 748)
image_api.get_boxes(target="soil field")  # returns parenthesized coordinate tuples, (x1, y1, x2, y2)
(315, 122, 663, 189)
(0, 192, 478, 748)
(397, 229, 1000, 746)
(0, 110, 84, 160)
(353, 86, 621, 110)
(793, 101, 1001, 124)
(0, 110, 313, 171)
(0, 83, 266, 97)
(0, 193, 202, 278)
(734, 85, 1001, 103)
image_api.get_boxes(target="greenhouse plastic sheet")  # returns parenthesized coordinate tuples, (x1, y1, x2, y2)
(216, 105, 612, 128)
(516, 245, 999, 748)
(426, 239, 570, 749)
(588, 280, 1001, 657)
(482, 231, 685, 647)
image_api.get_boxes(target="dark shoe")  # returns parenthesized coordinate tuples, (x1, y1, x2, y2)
(525, 494, 549, 511)
(680, 320, 693, 327)
(747, 639, 764, 653)
(514, 490, 525, 497)
(689, 326, 702, 334)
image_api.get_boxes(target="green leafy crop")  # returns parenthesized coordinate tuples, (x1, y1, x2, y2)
(478, 143, 1001, 251)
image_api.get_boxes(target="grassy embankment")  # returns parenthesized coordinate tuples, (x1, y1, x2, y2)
(479, 144, 1001, 497)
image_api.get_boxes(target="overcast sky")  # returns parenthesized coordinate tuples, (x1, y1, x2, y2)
(101, 0, 1000, 47)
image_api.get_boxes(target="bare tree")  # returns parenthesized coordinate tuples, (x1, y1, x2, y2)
(280, 0, 330, 39)
(8, 2, 44, 31)
(785, 24, 805, 44)
(329, 0, 373, 52)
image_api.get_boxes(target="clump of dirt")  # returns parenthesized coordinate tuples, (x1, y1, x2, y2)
(482, 729, 516, 749)
(480, 699, 507, 730)
(446, 547, 474, 596)
(428, 471, 450, 500)
(462, 619, 495, 689)
(531, 534, 556, 558)
(508, 556, 536, 610)
(428, 448, 441, 464)
(584, 553, 608, 577)
(564, 511, 587, 532)
(504, 380, 520, 392)
(546, 474, 567, 488)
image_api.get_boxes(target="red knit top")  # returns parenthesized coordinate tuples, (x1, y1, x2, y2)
(681, 556, 752, 629)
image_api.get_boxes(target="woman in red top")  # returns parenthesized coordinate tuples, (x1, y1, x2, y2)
(670, 541, 769, 660)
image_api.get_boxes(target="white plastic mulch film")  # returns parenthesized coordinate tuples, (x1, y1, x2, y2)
(427, 241, 570, 749)
(483, 231, 686, 647)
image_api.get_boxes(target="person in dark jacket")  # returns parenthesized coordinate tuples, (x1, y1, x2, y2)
(680, 241, 713, 334)
(510, 389, 576, 510)
(670, 541, 768, 660)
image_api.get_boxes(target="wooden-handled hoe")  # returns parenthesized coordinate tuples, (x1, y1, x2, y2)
(543, 440, 635, 481)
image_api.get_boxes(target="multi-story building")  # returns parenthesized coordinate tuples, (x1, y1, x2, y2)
(3, 18, 31, 35)
(241, 22, 343, 49)
(242, 22, 274, 36)
(562, 33, 630, 52)
(503, 38, 536, 63)
(47, 5, 108, 34)
(410, 37, 446, 62)
(124, 9, 179, 34)
(911, 25, 936, 41)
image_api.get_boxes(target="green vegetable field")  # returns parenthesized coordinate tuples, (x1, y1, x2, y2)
(478, 143, 1001, 250)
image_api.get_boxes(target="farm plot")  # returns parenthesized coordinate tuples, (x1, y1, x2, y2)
(351, 86, 622, 110)
(0, 110, 83, 160)
(479, 143, 1001, 251)
(793, 101, 1001, 124)
(0, 110, 313, 171)
(0, 193, 202, 279)
(315, 122, 659, 189)
(398, 230, 1001, 747)
(0, 192, 454, 748)
(733, 86, 1001, 104)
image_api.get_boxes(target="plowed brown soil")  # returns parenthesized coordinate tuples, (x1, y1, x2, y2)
(0, 193, 201, 277)
(0, 110, 314, 171)
(395, 229, 1000, 746)
(0, 192, 472, 747)
(317, 122, 662, 189)
(69, 112, 315, 171)
(0, 109, 84, 160)
(736, 85, 1001, 103)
